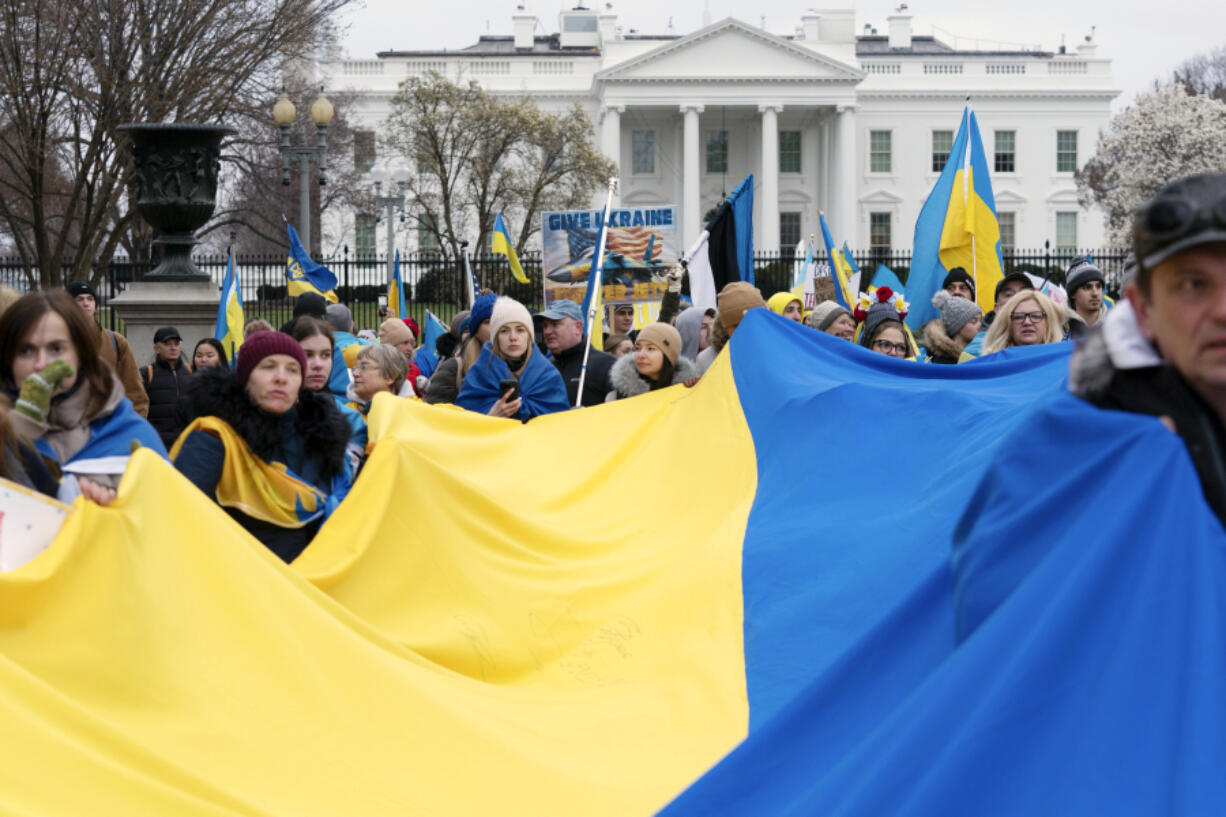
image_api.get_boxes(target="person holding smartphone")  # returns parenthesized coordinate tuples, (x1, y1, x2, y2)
(456, 297, 569, 421)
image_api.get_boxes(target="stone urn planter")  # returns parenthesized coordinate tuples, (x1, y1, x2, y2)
(116, 123, 236, 281)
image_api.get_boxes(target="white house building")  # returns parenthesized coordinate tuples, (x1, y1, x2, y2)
(322, 6, 1118, 257)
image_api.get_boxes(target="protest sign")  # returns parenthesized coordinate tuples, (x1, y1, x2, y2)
(541, 206, 679, 321)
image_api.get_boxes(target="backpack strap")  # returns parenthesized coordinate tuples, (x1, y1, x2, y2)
(106, 328, 121, 362)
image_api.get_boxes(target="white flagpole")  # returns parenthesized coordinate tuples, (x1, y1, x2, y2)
(462, 240, 476, 308)
(575, 176, 619, 408)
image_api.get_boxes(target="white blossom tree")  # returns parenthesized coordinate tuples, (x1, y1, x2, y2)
(1077, 85, 1226, 245)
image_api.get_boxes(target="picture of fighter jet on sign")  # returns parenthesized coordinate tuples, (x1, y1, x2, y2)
(546, 224, 668, 286)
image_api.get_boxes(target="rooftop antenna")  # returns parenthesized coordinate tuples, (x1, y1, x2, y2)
(666, 16, 674, 34)
(760, 14, 766, 29)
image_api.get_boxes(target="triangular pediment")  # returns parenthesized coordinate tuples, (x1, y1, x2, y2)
(597, 18, 863, 84)
(860, 188, 904, 205)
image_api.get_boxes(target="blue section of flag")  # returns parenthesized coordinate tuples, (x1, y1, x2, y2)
(728, 174, 754, 285)
(658, 311, 1226, 816)
(214, 249, 244, 362)
(581, 204, 611, 337)
(870, 263, 906, 296)
(285, 220, 338, 298)
(818, 213, 851, 309)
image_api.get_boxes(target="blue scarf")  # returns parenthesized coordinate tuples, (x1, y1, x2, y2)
(35, 395, 168, 472)
(456, 343, 570, 421)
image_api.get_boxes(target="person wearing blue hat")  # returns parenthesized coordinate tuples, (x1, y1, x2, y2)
(539, 298, 615, 408)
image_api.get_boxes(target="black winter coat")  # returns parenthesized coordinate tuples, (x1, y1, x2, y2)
(142, 357, 193, 448)
(551, 341, 615, 408)
(174, 366, 351, 563)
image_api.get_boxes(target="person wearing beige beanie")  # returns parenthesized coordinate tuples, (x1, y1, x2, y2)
(378, 318, 415, 359)
(606, 322, 700, 401)
(694, 281, 765, 375)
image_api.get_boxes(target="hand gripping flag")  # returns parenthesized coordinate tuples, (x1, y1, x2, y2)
(387, 249, 406, 319)
(907, 103, 1003, 328)
(491, 213, 529, 284)
(284, 219, 338, 303)
(214, 248, 245, 362)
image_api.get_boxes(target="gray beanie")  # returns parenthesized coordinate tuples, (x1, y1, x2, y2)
(808, 301, 851, 332)
(931, 290, 982, 336)
(324, 303, 353, 333)
(1065, 256, 1104, 295)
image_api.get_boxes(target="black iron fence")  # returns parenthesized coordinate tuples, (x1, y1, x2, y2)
(0, 245, 1130, 335)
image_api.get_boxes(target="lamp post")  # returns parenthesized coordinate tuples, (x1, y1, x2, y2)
(371, 162, 410, 280)
(273, 87, 333, 253)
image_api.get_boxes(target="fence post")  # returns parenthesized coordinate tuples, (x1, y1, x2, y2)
(1044, 239, 1051, 282)
(343, 245, 350, 312)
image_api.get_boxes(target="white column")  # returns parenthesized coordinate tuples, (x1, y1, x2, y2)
(601, 105, 623, 172)
(835, 104, 858, 246)
(759, 104, 781, 253)
(681, 103, 704, 246)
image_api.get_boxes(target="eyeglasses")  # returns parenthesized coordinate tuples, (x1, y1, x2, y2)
(1010, 311, 1046, 324)
(872, 339, 909, 355)
(354, 361, 382, 373)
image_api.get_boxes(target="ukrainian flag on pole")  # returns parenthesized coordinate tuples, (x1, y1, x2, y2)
(214, 248, 244, 362)
(491, 213, 529, 284)
(818, 212, 855, 310)
(387, 249, 406, 319)
(906, 103, 1002, 329)
(284, 218, 339, 302)
(582, 202, 613, 352)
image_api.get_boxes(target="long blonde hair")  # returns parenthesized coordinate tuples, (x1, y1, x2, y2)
(982, 289, 1065, 354)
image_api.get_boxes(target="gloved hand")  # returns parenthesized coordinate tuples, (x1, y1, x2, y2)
(14, 360, 74, 424)
(665, 263, 684, 294)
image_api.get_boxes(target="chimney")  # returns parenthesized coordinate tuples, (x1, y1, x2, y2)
(598, 6, 617, 44)
(801, 10, 820, 41)
(817, 9, 855, 43)
(513, 10, 535, 50)
(887, 6, 912, 49)
(1076, 28, 1097, 58)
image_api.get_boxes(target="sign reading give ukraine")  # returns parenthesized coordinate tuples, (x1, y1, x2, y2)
(2, 312, 1224, 815)
(542, 205, 678, 316)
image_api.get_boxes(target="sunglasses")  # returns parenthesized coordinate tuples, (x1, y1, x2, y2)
(1010, 311, 1046, 324)
(1135, 194, 1226, 245)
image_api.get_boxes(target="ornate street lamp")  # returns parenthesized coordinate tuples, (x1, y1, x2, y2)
(273, 87, 333, 253)
(371, 162, 410, 277)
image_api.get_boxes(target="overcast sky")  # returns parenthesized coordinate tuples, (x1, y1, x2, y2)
(336, 1, 1223, 112)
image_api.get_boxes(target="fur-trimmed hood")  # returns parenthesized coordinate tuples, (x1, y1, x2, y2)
(181, 366, 350, 479)
(608, 353, 698, 399)
(1068, 299, 1162, 401)
(921, 319, 965, 362)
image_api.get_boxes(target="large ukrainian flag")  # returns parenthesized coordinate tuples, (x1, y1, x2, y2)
(2, 313, 1224, 815)
(907, 104, 1003, 328)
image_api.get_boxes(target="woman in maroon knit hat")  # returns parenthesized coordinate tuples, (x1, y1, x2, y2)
(172, 331, 353, 563)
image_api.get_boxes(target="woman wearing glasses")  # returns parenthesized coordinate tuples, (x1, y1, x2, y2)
(982, 290, 1066, 354)
(855, 287, 916, 359)
(348, 343, 410, 416)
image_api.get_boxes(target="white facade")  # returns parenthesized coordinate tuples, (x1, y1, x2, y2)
(323, 8, 1118, 254)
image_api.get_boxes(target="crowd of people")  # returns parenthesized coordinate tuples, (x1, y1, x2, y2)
(1, 172, 1223, 558)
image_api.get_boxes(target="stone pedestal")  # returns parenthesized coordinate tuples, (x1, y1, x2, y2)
(110, 280, 219, 361)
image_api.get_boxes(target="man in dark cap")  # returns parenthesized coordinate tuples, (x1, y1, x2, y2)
(65, 280, 149, 417)
(141, 326, 193, 448)
(1064, 256, 1108, 338)
(941, 267, 976, 302)
(1069, 172, 1226, 525)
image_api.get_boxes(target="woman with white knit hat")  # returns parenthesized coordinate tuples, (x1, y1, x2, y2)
(456, 297, 569, 420)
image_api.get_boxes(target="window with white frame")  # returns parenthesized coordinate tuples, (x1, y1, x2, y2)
(1055, 211, 1078, 255)
(870, 212, 892, 256)
(632, 130, 655, 174)
(1056, 130, 1078, 173)
(994, 130, 1016, 173)
(998, 211, 1016, 254)
(932, 130, 953, 172)
(779, 212, 801, 250)
(355, 213, 376, 259)
(706, 130, 728, 174)
(869, 130, 892, 173)
(779, 131, 801, 173)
